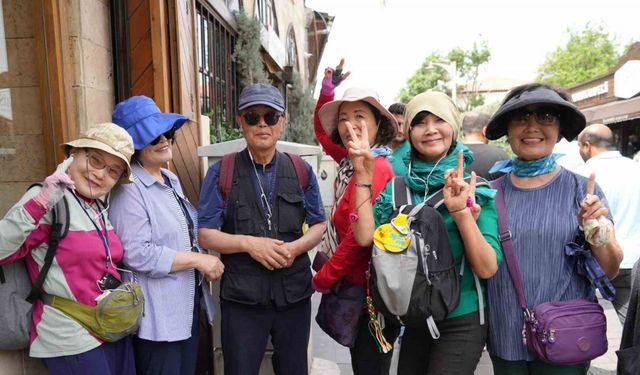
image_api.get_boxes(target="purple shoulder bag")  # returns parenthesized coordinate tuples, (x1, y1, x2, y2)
(492, 177, 608, 365)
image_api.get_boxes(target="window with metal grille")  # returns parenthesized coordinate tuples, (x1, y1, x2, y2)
(196, 2, 238, 141)
(255, 0, 278, 35)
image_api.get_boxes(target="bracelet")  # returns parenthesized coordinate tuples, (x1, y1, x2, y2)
(448, 206, 467, 214)
(350, 198, 372, 223)
(355, 183, 372, 188)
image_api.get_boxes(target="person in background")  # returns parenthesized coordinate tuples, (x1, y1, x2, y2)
(109, 96, 223, 375)
(0, 123, 136, 375)
(198, 83, 326, 375)
(387, 102, 411, 175)
(485, 83, 623, 375)
(462, 111, 509, 180)
(576, 123, 640, 325)
(350, 91, 502, 375)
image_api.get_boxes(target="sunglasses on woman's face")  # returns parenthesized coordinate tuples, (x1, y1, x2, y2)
(150, 129, 176, 146)
(242, 111, 283, 126)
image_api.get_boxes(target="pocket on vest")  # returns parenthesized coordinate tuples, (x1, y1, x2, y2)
(234, 204, 256, 234)
(220, 271, 264, 305)
(282, 266, 312, 304)
(277, 193, 304, 234)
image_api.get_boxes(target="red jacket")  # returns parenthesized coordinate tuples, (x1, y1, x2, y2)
(313, 93, 394, 288)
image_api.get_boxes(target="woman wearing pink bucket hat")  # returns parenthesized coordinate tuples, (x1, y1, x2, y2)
(312, 59, 399, 374)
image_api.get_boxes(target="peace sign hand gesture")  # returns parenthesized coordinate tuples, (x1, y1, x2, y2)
(443, 151, 481, 220)
(345, 120, 374, 180)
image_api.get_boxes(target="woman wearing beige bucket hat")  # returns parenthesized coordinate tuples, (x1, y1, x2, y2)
(312, 60, 400, 374)
(0, 122, 136, 374)
(350, 91, 503, 375)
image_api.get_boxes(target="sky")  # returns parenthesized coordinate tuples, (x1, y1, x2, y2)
(305, 0, 640, 105)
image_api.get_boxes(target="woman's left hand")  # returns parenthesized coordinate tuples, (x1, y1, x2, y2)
(444, 151, 481, 219)
(578, 173, 609, 223)
(345, 120, 374, 181)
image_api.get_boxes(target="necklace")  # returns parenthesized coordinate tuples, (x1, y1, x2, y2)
(248, 151, 273, 231)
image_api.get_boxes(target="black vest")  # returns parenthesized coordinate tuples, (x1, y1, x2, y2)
(220, 149, 312, 307)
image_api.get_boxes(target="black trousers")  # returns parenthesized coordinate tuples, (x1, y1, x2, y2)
(397, 311, 486, 375)
(221, 299, 311, 375)
(350, 312, 400, 375)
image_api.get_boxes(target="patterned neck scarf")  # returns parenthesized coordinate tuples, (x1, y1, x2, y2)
(320, 145, 391, 257)
(489, 154, 560, 177)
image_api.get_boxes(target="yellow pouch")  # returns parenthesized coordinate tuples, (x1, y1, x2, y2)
(373, 213, 411, 253)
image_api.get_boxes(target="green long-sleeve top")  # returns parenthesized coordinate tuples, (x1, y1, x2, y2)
(373, 181, 503, 318)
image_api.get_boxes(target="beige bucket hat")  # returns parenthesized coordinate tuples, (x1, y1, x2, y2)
(318, 87, 398, 137)
(61, 122, 135, 183)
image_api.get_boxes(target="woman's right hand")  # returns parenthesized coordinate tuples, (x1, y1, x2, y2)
(197, 253, 225, 282)
(345, 120, 374, 181)
(33, 156, 76, 210)
(321, 58, 350, 96)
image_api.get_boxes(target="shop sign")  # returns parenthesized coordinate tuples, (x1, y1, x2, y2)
(614, 60, 640, 99)
(572, 81, 609, 102)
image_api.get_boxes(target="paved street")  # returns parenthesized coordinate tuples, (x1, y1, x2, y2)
(310, 294, 622, 375)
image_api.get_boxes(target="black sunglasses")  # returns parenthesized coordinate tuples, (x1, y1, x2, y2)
(242, 111, 283, 126)
(150, 129, 176, 145)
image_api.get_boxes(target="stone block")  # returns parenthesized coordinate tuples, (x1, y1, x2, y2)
(80, 0, 112, 49)
(0, 87, 43, 136)
(0, 134, 46, 182)
(2, 0, 34, 39)
(81, 39, 113, 90)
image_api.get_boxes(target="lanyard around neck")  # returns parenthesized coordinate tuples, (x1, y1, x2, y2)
(248, 150, 275, 231)
(71, 192, 111, 271)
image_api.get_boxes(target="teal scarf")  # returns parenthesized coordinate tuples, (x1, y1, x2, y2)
(489, 154, 560, 177)
(404, 142, 495, 204)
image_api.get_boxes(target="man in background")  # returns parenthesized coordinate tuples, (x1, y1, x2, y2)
(387, 102, 410, 175)
(577, 123, 640, 325)
(462, 111, 509, 180)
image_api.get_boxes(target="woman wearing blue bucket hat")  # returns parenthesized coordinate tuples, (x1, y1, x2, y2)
(108, 96, 224, 375)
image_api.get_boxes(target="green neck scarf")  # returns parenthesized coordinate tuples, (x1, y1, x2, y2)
(404, 142, 473, 198)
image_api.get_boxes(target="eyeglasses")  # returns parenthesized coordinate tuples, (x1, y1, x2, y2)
(150, 129, 176, 145)
(242, 111, 283, 126)
(509, 109, 560, 125)
(85, 151, 125, 180)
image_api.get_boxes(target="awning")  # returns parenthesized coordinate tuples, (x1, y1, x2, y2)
(582, 96, 640, 124)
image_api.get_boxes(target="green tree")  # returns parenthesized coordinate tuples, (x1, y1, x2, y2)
(233, 11, 269, 86)
(398, 41, 491, 110)
(537, 23, 620, 87)
(284, 73, 316, 144)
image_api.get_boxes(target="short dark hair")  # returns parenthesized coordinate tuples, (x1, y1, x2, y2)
(462, 112, 490, 135)
(330, 102, 396, 146)
(388, 103, 406, 116)
(580, 131, 615, 150)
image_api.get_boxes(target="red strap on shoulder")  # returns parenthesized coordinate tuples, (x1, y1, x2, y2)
(286, 153, 309, 192)
(218, 153, 237, 204)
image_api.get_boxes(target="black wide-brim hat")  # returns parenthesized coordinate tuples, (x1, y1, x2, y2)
(486, 86, 586, 141)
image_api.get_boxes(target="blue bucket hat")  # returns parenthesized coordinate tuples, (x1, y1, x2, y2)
(112, 96, 189, 150)
(238, 83, 285, 112)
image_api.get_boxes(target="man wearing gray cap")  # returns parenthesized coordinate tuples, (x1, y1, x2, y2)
(198, 83, 326, 375)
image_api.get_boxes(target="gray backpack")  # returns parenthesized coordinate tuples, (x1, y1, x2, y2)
(0, 186, 69, 350)
(371, 176, 490, 339)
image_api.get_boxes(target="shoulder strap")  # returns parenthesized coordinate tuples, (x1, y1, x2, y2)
(423, 176, 491, 209)
(218, 153, 237, 205)
(24, 183, 70, 303)
(490, 176, 528, 311)
(285, 152, 309, 192)
(391, 176, 411, 209)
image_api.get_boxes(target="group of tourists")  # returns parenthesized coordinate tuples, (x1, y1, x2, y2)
(0, 55, 632, 375)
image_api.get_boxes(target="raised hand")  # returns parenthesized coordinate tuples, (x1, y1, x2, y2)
(443, 150, 472, 215)
(345, 119, 374, 180)
(33, 156, 76, 210)
(579, 173, 613, 247)
(321, 58, 351, 96)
